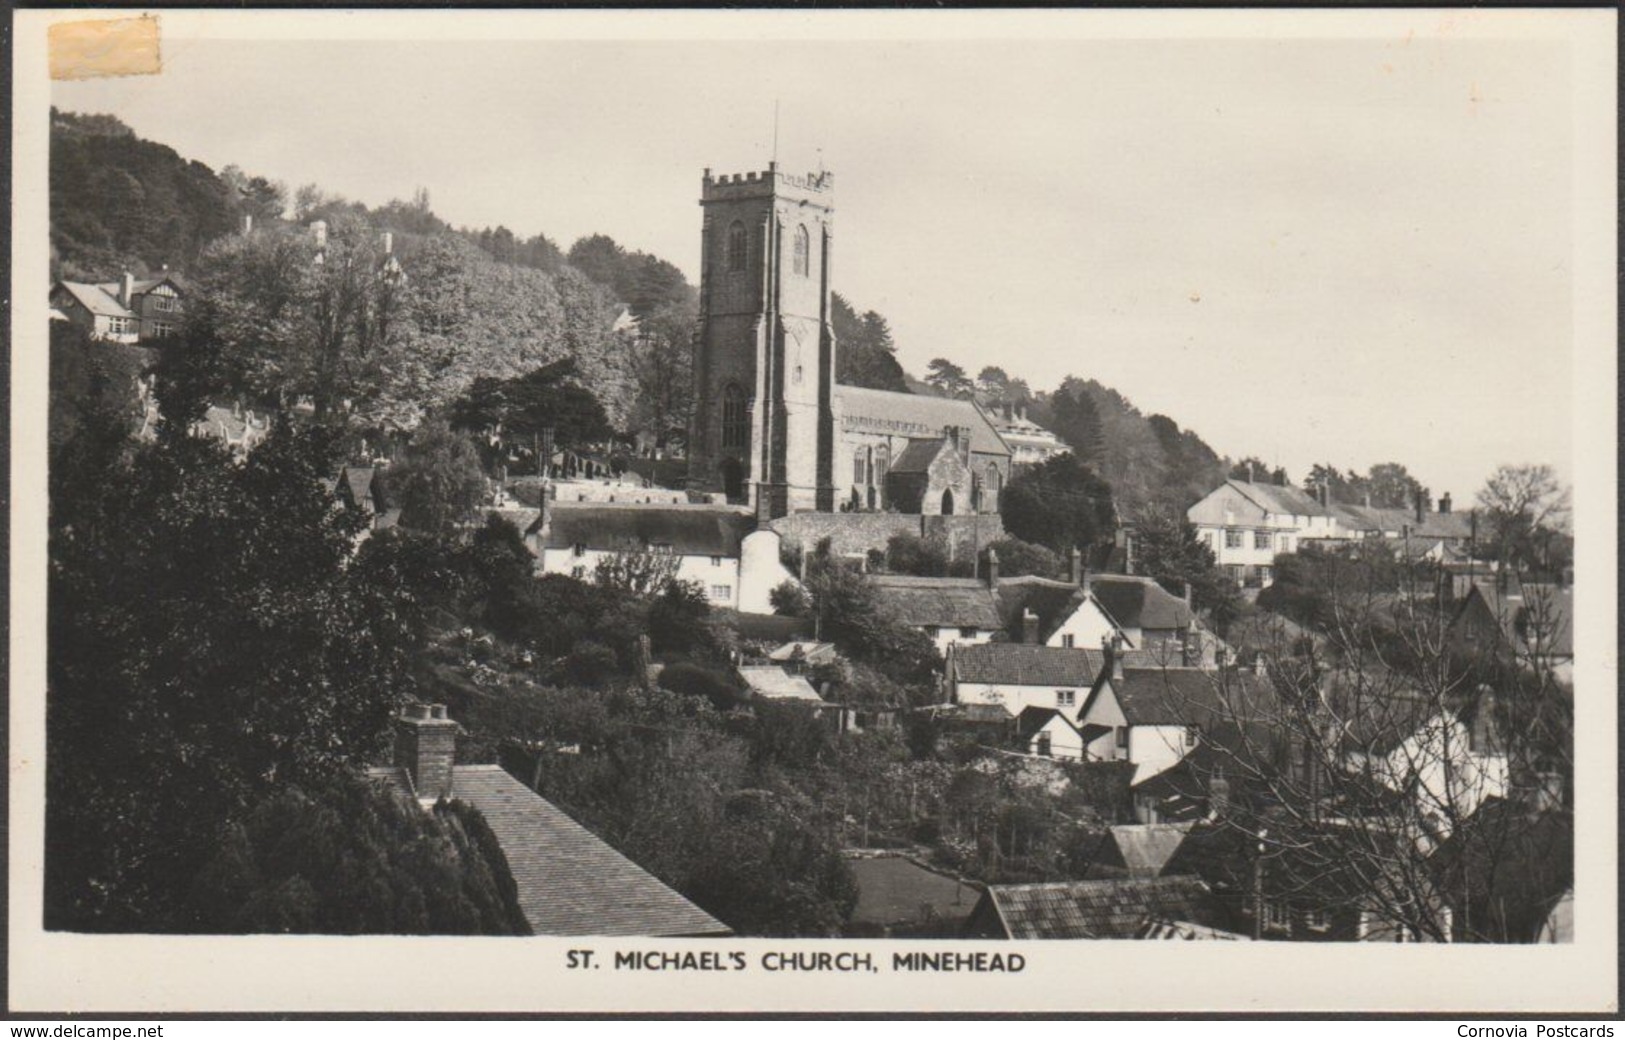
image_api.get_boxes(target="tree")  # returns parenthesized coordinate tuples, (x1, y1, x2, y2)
(1475, 464, 1571, 572)
(1049, 384, 1105, 464)
(1367, 462, 1421, 510)
(924, 357, 974, 398)
(47, 426, 426, 930)
(387, 419, 489, 538)
(999, 453, 1117, 558)
(626, 304, 696, 442)
(594, 546, 681, 596)
(979, 537, 1064, 580)
(832, 293, 909, 392)
(1132, 512, 1243, 633)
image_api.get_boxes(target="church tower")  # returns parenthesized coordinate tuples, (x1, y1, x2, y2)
(688, 163, 837, 518)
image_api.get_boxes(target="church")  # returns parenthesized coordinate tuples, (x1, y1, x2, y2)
(686, 164, 1011, 520)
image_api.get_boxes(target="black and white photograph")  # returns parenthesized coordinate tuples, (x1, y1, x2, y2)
(10, 6, 1617, 1015)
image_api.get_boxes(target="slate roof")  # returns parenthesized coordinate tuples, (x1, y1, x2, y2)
(369, 764, 730, 937)
(1224, 479, 1328, 518)
(835, 384, 1012, 458)
(1100, 667, 1275, 727)
(56, 281, 134, 318)
(738, 665, 825, 702)
(953, 643, 1106, 687)
(1104, 823, 1195, 878)
(870, 575, 1004, 629)
(541, 503, 755, 556)
(889, 437, 950, 474)
(1333, 504, 1476, 541)
(1464, 583, 1573, 658)
(978, 875, 1217, 939)
(1088, 575, 1194, 632)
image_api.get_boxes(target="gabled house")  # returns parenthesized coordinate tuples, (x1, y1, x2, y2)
(1076, 656, 1276, 784)
(1449, 580, 1573, 684)
(331, 464, 401, 533)
(963, 875, 1223, 940)
(369, 704, 731, 937)
(1187, 476, 1334, 587)
(51, 270, 184, 344)
(1016, 706, 1089, 760)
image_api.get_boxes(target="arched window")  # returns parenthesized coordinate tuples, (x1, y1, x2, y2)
(940, 488, 956, 516)
(984, 462, 1002, 510)
(721, 383, 747, 450)
(793, 225, 810, 276)
(874, 444, 890, 484)
(726, 221, 748, 273)
(853, 446, 867, 486)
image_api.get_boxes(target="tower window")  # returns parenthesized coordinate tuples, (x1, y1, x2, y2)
(721, 383, 748, 450)
(793, 225, 810, 276)
(726, 221, 748, 273)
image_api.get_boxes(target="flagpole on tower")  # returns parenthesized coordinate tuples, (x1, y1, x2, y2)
(772, 99, 780, 165)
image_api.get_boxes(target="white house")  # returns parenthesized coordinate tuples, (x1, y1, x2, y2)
(1077, 659, 1276, 784)
(947, 642, 1111, 723)
(1016, 707, 1090, 761)
(1186, 478, 1335, 588)
(531, 502, 794, 612)
(869, 574, 1004, 655)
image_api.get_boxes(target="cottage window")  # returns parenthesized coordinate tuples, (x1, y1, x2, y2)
(959, 626, 978, 639)
(573, 542, 587, 557)
(107, 317, 134, 335)
(1061, 634, 1076, 649)
(1056, 690, 1076, 708)
(1304, 908, 1331, 932)
(1254, 530, 1272, 550)
(726, 221, 748, 273)
(721, 384, 748, 450)
(792, 224, 810, 276)
(1225, 528, 1245, 549)
(570, 566, 586, 580)
(710, 585, 732, 601)
(153, 295, 176, 312)
(711, 556, 724, 567)
(1035, 733, 1053, 757)
(1115, 726, 1129, 750)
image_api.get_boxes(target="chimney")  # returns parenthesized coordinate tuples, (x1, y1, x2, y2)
(986, 547, 999, 586)
(1022, 608, 1040, 645)
(1439, 493, 1452, 514)
(241, 213, 253, 235)
(1108, 634, 1126, 682)
(1317, 482, 1329, 509)
(1415, 488, 1425, 525)
(1208, 772, 1231, 819)
(381, 231, 394, 255)
(1070, 546, 1084, 587)
(1183, 580, 1194, 610)
(1246, 462, 1255, 484)
(311, 220, 328, 249)
(1361, 492, 1371, 509)
(119, 271, 135, 308)
(1180, 631, 1198, 668)
(393, 703, 458, 803)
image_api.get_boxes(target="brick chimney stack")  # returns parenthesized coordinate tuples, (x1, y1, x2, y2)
(1103, 634, 1126, 682)
(1070, 546, 1084, 587)
(1439, 492, 1452, 515)
(394, 703, 458, 803)
(1022, 609, 1040, 645)
(119, 271, 135, 309)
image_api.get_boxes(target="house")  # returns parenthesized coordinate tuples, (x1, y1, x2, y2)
(1015, 706, 1089, 760)
(868, 574, 1005, 654)
(1040, 571, 1217, 666)
(329, 464, 401, 534)
(1162, 821, 1454, 942)
(530, 502, 794, 612)
(191, 402, 271, 458)
(51, 270, 184, 344)
(843, 852, 982, 938)
(369, 704, 731, 937)
(948, 642, 1115, 723)
(1076, 655, 1277, 783)
(984, 402, 1068, 467)
(1449, 580, 1573, 684)
(963, 875, 1222, 940)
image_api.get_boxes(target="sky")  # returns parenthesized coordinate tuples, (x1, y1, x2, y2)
(48, 14, 1584, 502)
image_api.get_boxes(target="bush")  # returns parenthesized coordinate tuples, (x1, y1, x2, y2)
(660, 660, 743, 711)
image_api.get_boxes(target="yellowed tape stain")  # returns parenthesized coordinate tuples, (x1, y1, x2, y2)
(49, 15, 161, 80)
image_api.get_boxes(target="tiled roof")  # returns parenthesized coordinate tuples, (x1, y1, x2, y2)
(953, 643, 1106, 687)
(1333, 504, 1476, 541)
(835, 385, 1011, 458)
(870, 575, 1003, 630)
(1225, 479, 1328, 518)
(542, 502, 755, 556)
(738, 665, 824, 702)
(56, 281, 134, 319)
(1089, 575, 1193, 632)
(342, 466, 378, 509)
(373, 764, 731, 937)
(1105, 667, 1275, 727)
(981, 875, 1216, 939)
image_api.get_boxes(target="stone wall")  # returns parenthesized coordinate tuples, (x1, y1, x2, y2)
(768, 511, 1007, 559)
